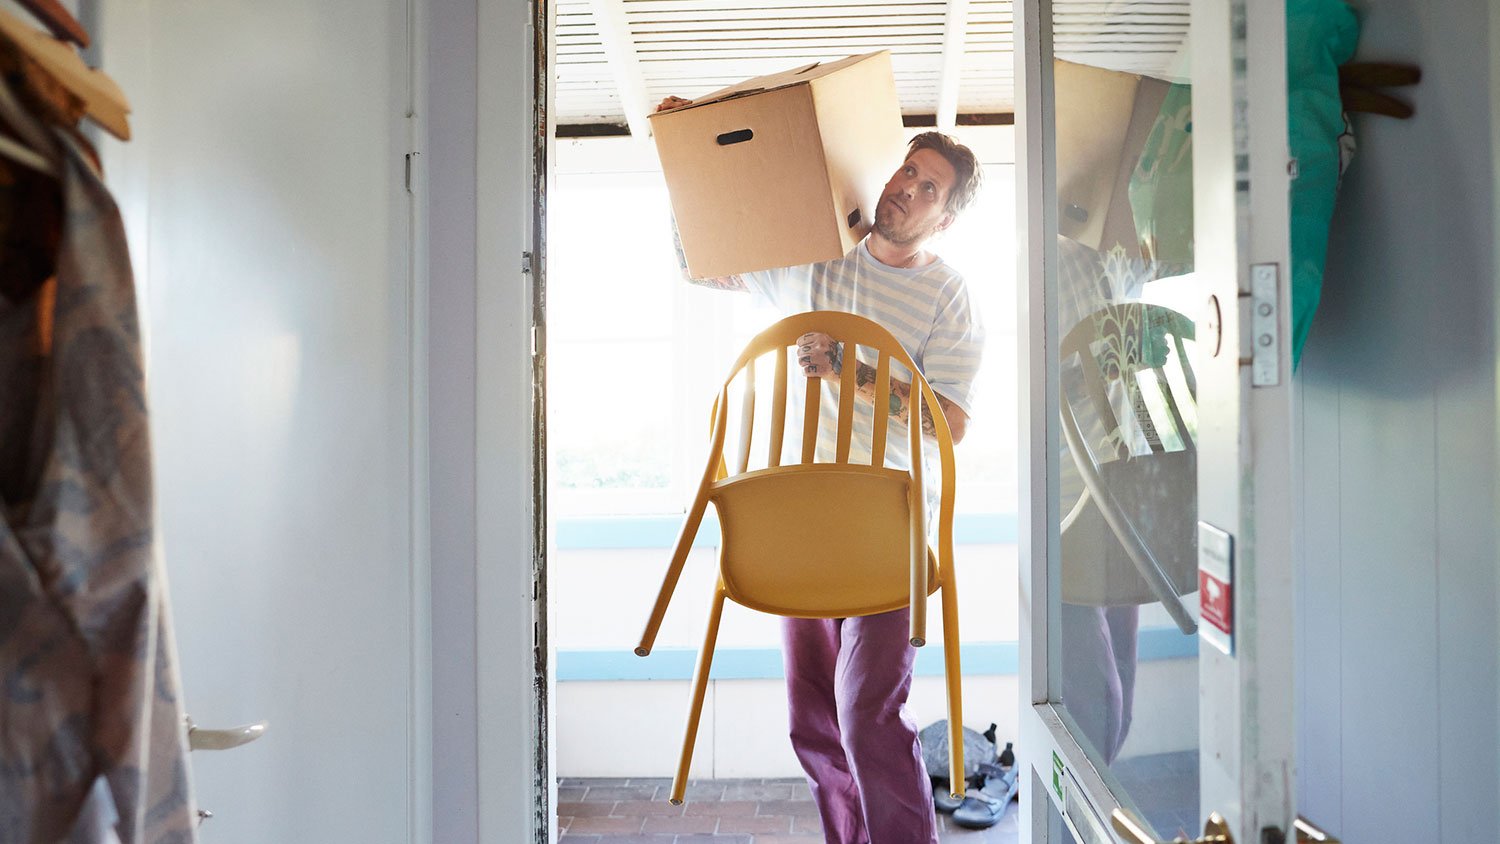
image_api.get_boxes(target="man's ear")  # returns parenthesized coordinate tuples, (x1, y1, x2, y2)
(935, 211, 956, 233)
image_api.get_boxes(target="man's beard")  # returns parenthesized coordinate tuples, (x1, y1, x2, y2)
(873, 211, 927, 247)
(870, 199, 924, 245)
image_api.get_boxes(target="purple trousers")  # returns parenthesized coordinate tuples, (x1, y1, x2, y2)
(1059, 603, 1139, 764)
(781, 608, 939, 844)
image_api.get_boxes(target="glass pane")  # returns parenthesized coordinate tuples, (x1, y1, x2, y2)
(1047, 2, 1201, 839)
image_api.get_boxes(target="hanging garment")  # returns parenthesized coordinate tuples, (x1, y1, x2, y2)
(1288, 0, 1360, 368)
(0, 80, 198, 843)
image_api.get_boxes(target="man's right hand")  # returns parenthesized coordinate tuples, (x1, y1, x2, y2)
(656, 96, 692, 113)
(797, 333, 842, 380)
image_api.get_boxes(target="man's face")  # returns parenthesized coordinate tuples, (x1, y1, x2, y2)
(873, 147, 958, 247)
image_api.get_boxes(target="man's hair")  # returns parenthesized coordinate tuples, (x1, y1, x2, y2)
(906, 131, 983, 215)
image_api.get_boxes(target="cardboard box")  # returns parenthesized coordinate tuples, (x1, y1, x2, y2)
(650, 51, 905, 278)
(1054, 59, 1171, 256)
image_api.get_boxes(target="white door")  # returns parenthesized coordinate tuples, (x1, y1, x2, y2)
(1015, 1, 1326, 842)
(96, 3, 425, 841)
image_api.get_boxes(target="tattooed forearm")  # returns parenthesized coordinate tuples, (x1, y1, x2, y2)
(689, 274, 749, 291)
(920, 402, 939, 437)
(853, 360, 913, 424)
(850, 359, 964, 442)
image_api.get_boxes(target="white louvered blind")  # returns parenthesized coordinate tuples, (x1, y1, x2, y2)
(554, 0, 1189, 131)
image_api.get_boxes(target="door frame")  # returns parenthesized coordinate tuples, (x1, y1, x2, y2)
(470, 0, 553, 840)
(1014, 0, 1300, 840)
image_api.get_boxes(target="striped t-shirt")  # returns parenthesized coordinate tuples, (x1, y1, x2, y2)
(743, 238, 986, 472)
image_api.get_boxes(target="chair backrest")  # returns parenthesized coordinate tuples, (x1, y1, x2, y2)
(1058, 303, 1200, 615)
(1059, 302, 1197, 460)
(697, 311, 955, 619)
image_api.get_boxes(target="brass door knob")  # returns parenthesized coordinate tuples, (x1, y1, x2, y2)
(1111, 808, 1233, 844)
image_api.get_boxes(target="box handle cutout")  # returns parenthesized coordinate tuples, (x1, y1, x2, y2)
(847, 208, 862, 228)
(716, 129, 754, 146)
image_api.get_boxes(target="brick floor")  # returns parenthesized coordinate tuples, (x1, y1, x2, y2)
(556, 778, 1019, 843)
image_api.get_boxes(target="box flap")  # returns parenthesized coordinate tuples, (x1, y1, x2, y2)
(649, 51, 889, 115)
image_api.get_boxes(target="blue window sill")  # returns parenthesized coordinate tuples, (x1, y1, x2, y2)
(557, 628, 1197, 682)
(555, 511, 1019, 551)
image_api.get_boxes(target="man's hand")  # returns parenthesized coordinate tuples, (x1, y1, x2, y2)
(797, 332, 842, 380)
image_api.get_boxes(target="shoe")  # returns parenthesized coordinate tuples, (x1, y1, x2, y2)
(932, 779, 965, 813)
(951, 763, 1019, 830)
(951, 790, 1010, 829)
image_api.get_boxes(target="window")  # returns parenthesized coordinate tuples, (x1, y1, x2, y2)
(548, 131, 1017, 523)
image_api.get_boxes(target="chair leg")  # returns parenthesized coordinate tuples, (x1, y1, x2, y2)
(939, 575, 965, 798)
(671, 583, 726, 805)
(638, 497, 711, 656)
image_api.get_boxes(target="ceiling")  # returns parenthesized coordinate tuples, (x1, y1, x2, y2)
(553, 0, 1191, 134)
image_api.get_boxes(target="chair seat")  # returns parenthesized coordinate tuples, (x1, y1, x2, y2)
(711, 463, 939, 617)
(1061, 448, 1198, 606)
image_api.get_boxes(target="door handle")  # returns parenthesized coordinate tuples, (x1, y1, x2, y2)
(1293, 816, 1339, 843)
(1111, 808, 1232, 844)
(185, 715, 268, 751)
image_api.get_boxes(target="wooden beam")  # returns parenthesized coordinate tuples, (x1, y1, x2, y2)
(586, 0, 653, 139)
(935, 0, 972, 132)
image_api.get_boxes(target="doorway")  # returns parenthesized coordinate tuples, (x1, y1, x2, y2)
(542, 2, 1027, 841)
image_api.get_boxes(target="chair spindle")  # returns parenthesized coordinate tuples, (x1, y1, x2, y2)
(801, 376, 820, 463)
(835, 342, 858, 463)
(768, 348, 788, 467)
(737, 358, 756, 474)
(870, 354, 891, 468)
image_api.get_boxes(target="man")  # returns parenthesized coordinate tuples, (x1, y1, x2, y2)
(661, 96, 986, 843)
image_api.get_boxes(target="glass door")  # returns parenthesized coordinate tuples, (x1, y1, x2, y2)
(1016, 1, 1306, 842)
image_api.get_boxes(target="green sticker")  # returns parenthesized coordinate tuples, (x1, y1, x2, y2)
(1052, 751, 1065, 801)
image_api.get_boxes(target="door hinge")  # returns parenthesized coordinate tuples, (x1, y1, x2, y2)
(404, 151, 420, 193)
(1247, 263, 1280, 387)
(522, 251, 534, 273)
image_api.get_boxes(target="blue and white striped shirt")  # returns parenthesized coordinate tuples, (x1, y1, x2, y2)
(744, 238, 986, 471)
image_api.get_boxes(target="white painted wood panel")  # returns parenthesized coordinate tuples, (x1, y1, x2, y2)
(429, 0, 482, 839)
(95, 1, 416, 841)
(1294, 368, 1342, 832)
(1296, 0, 1499, 841)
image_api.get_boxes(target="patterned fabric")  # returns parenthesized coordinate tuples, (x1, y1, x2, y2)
(0, 116, 197, 841)
(743, 238, 986, 470)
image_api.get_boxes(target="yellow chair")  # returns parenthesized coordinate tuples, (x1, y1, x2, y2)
(636, 310, 966, 805)
(1059, 302, 1200, 633)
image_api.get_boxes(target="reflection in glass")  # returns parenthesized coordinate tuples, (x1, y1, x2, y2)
(1048, 3, 1201, 839)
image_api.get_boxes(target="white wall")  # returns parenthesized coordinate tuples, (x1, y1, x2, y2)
(1295, 0, 1500, 840)
(555, 545, 1024, 779)
(94, 1, 560, 839)
(95, 1, 419, 842)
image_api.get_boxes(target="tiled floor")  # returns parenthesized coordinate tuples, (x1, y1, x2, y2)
(557, 777, 1019, 843)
